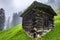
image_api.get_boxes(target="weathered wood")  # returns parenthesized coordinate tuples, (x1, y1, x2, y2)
(20, 1, 57, 38)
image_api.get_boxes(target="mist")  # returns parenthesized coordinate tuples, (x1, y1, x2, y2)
(0, 0, 60, 29)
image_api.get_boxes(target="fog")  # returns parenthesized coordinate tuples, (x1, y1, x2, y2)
(0, 0, 60, 29)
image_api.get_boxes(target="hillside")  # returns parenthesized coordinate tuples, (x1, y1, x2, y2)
(55, 8, 60, 14)
(0, 14, 60, 40)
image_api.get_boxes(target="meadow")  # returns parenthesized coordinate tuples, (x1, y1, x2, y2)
(0, 14, 60, 40)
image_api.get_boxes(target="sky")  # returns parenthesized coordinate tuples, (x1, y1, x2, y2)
(0, 0, 60, 29)
(0, 0, 49, 29)
(0, 0, 49, 25)
(0, 0, 48, 18)
(0, 0, 60, 18)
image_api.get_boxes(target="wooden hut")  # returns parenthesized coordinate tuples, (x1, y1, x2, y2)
(20, 1, 57, 38)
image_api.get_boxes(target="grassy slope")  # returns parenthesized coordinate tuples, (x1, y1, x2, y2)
(0, 14, 60, 40)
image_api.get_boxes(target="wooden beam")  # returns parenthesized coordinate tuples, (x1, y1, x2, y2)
(32, 8, 51, 16)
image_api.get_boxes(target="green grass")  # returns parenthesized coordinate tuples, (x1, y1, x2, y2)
(0, 14, 60, 40)
(0, 24, 32, 40)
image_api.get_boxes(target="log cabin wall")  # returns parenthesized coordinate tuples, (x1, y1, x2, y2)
(43, 14, 50, 30)
(42, 13, 54, 30)
(35, 14, 43, 30)
(32, 10, 47, 30)
(48, 15, 54, 29)
(31, 11, 44, 31)
(22, 9, 54, 32)
(22, 10, 35, 32)
(23, 15, 32, 32)
(32, 10, 54, 30)
(20, 1, 57, 38)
